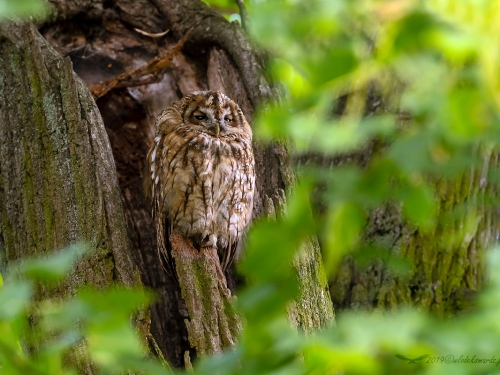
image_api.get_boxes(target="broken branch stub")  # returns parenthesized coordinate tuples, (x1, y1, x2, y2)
(90, 27, 192, 100)
(169, 231, 242, 357)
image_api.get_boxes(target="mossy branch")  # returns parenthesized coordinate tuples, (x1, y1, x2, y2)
(170, 231, 241, 357)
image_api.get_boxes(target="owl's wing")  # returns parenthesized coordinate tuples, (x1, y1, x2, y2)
(147, 135, 178, 282)
(219, 237, 241, 273)
(156, 212, 178, 282)
(224, 242, 236, 272)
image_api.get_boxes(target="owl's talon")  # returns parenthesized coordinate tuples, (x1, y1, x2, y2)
(200, 234, 217, 249)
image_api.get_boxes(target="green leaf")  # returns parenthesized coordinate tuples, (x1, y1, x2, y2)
(446, 87, 490, 139)
(202, 0, 238, 12)
(77, 287, 152, 320)
(323, 202, 365, 275)
(310, 115, 395, 154)
(0, 0, 47, 19)
(254, 105, 291, 142)
(391, 12, 439, 54)
(0, 281, 32, 320)
(241, 181, 315, 283)
(399, 182, 436, 228)
(389, 132, 435, 174)
(302, 46, 358, 86)
(16, 242, 89, 284)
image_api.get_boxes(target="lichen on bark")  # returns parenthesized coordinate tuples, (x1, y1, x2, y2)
(0, 21, 137, 290)
(170, 232, 241, 357)
(288, 238, 335, 332)
(326, 130, 499, 317)
(0, 20, 144, 372)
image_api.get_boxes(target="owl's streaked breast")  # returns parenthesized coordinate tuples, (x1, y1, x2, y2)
(154, 127, 254, 253)
(147, 90, 255, 274)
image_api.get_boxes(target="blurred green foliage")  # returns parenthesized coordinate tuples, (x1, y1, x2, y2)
(0, 0, 47, 19)
(249, 0, 500, 274)
(0, 244, 170, 375)
(202, 0, 240, 21)
(191, 248, 500, 375)
(5, 244, 500, 375)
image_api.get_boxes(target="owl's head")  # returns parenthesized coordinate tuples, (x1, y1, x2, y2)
(179, 91, 252, 139)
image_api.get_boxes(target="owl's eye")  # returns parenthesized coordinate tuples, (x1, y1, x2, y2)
(224, 117, 233, 123)
(194, 114, 207, 121)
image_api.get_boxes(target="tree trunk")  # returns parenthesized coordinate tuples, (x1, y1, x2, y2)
(329, 160, 498, 316)
(302, 90, 499, 317)
(0, 20, 137, 296)
(0, 0, 334, 370)
(0, 21, 143, 374)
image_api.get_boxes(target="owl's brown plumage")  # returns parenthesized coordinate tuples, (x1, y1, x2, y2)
(146, 91, 255, 278)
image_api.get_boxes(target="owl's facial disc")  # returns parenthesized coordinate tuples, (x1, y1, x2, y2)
(192, 109, 220, 137)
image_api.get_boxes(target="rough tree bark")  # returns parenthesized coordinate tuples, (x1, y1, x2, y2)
(329, 156, 498, 316)
(0, 21, 145, 373)
(0, 0, 334, 370)
(0, 20, 137, 300)
(170, 231, 241, 357)
(303, 90, 499, 317)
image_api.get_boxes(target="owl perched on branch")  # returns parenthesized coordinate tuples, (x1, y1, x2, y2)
(146, 91, 255, 278)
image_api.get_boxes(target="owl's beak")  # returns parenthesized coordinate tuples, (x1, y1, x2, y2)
(208, 122, 220, 138)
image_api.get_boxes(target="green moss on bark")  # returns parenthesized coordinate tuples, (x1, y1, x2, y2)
(170, 232, 241, 357)
(330, 150, 498, 316)
(288, 237, 335, 332)
(0, 21, 144, 372)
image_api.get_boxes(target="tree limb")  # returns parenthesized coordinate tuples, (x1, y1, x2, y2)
(90, 28, 192, 99)
(170, 231, 241, 357)
(150, 0, 275, 108)
(234, 0, 249, 31)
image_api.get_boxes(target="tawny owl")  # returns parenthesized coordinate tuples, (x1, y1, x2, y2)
(146, 91, 255, 278)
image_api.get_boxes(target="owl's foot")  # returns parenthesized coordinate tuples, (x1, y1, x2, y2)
(200, 234, 217, 249)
